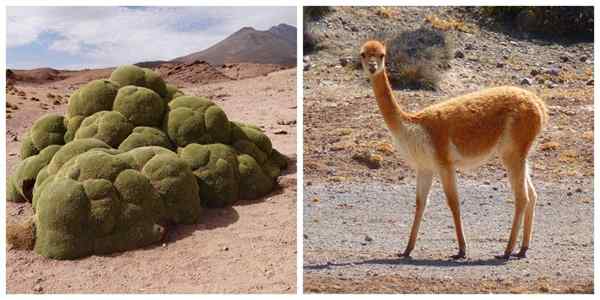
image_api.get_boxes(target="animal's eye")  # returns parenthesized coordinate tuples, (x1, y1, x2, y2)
(380, 54, 385, 58)
(360, 53, 365, 58)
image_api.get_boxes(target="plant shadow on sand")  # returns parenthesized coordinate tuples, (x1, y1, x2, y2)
(304, 256, 508, 270)
(164, 153, 297, 242)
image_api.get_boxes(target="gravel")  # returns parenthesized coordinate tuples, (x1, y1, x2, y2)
(304, 177, 593, 292)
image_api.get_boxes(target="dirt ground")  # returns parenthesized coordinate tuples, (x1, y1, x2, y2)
(5, 68, 298, 293)
(303, 7, 593, 293)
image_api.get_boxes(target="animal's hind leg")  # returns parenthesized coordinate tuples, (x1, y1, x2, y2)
(515, 170, 537, 258)
(496, 152, 529, 259)
(439, 165, 467, 259)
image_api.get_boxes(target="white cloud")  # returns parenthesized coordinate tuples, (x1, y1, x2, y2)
(7, 6, 296, 68)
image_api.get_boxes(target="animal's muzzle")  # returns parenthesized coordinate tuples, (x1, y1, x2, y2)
(368, 62, 377, 73)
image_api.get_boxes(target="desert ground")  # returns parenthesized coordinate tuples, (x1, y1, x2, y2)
(6, 66, 297, 293)
(303, 7, 593, 293)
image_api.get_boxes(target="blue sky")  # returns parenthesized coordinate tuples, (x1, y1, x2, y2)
(7, 6, 296, 69)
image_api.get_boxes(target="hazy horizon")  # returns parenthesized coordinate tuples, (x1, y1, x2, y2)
(7, 6, 296, 70)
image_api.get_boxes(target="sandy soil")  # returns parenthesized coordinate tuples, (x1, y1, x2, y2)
(303, 7, 593, 293)
(5, 68, 297, 293)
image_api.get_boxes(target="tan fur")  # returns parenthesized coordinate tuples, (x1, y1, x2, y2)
(360, 40, 548, 259)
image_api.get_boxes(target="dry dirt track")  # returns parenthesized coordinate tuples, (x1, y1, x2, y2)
(303, 178, 593, 293)
(6, 69, 298, 293)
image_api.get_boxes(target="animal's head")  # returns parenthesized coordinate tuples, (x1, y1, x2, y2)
(360, 40, 386, 79)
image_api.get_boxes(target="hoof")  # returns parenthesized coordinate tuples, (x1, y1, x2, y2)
(450, 252, 466, 260)
(396, 251, 412, 259)
(494, 254, 511, 260)
(512, 250, 527, 259)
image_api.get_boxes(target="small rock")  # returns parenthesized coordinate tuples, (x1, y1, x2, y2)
(560, 55, 569, 62)
(575, 187, 583, 193)
(579, 56, 588, 62)
(454, 50, 464, 59)
(545, 67, 560, 76)
(350, 25, 359, 32)
(496, 62, 504, 68)
(530, 69, 540, 76)
(586, 79, 594, 86)
(33, 285, 43, 293)
(364, 235, 373, 242)
(274, 130, 288, 135)
(520, 77, 532, 85)
(303, 62, 310, 71)
(465, 43, 475, 50)
(567, 191, 573, 196)
(339, 57, 352, 67)
(222, 246, 229, 251)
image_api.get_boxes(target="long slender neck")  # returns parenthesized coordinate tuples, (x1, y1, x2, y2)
(371, 70, 407, 133)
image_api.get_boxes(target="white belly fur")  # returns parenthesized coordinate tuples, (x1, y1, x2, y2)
(390, 122, 505, 172)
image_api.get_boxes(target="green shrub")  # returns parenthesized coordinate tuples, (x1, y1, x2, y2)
(165, 84, 185, 102)
(33, 148, 201, 259)
(109, 65, 168, 97)
(238, 154, 273, 200)
(7, 145, 62, 202)
(74, 111, 134, 148)
(304, 6, 333, 20)
(165, 96, 232, 146)
(7, 64, 288, 260)
(113, 86, 166, 127)
(385, 27, 453, 90)
(481, 6, 593, 36)
(19, 114, 66, 159)
(179, 143, 240, 208)
(118, 126, 173, 152)
(66, 79, 120, 120)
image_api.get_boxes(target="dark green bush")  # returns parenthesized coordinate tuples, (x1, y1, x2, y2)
(385, 27, 453, 90)
(304, 6, 333, 20)
(482, 6, 593, 36)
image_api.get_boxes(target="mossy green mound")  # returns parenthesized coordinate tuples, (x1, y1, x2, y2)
(179, 143, 240, 208)
(238, 154, 274, 200)
(7, 145, 62, 203)
(7, 64, 289, 260)
(110, 65, 167, 97)
(74, 111, 134, 147)
(119, 126, 173, 152)
(64, 79, 120, 142)
(165, 96, 231, 147)
(20, 114, 66, 159)
(165, 84, 184, 102)
(33, 147, 201, 259)
(113, 86, 165, 127)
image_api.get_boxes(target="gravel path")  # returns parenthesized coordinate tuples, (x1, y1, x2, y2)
(303, 177, 593, 293)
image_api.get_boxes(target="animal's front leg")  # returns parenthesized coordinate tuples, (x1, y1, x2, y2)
(398, 169, 433, 258)
(439, 165, 467, 259)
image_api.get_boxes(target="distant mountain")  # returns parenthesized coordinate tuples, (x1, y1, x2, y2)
(172, 24, 296, 66)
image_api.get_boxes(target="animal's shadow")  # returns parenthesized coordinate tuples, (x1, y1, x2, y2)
(304, 256, 508, 270)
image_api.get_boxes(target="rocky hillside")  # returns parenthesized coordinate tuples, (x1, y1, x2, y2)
(173, 24, 297, 66)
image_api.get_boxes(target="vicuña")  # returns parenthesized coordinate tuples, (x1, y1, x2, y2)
(359, 40, 548, 259)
